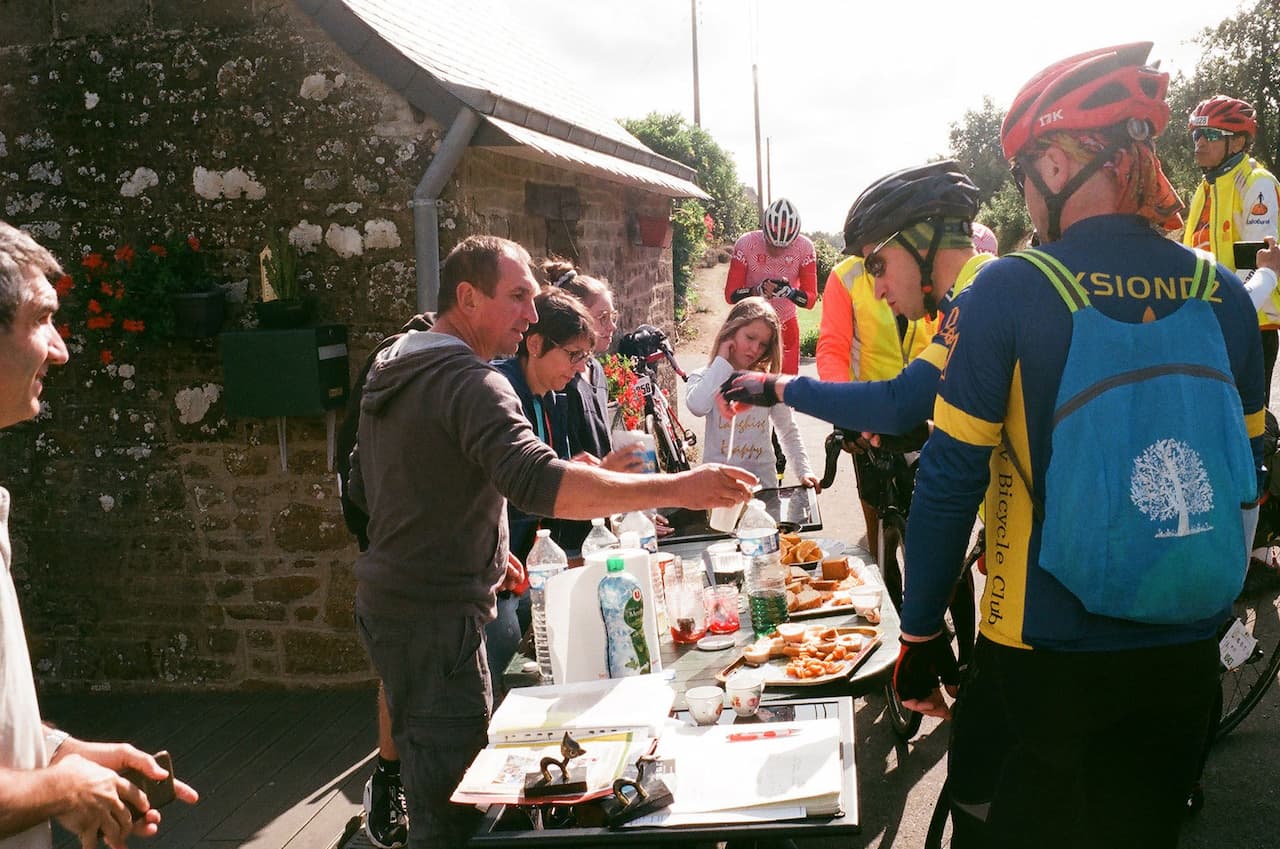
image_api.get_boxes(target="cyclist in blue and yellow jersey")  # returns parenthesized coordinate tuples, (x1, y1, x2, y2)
(814, 195, 946, 551)
(718, 161, 997, 442)
(889, 43, 1266, 849)
(1182, 95, 1280, 401)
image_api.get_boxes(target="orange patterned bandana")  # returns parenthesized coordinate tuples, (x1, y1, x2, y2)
(1044, 130, 1185, 231)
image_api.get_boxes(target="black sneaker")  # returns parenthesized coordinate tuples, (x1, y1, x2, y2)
(363, 769, 408, 849)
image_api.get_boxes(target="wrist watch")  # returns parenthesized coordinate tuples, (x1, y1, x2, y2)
(44, 728, 70, 757)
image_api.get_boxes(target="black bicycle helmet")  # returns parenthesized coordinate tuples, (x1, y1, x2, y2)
(842, 160, 981, 256)
(842, 160, 980, 318)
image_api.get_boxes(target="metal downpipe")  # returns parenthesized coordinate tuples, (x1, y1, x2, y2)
(413, 107, 481, 313)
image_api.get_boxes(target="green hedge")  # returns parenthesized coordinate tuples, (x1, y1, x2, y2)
(671, 199, 707, 320)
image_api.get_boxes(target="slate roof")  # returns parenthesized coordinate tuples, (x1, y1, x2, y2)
(298, 0, 709, 199)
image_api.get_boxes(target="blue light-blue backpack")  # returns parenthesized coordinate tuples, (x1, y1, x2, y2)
(1010, 248, 1253, 624)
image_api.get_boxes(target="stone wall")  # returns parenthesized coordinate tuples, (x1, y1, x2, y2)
(0, 0, 676, 691)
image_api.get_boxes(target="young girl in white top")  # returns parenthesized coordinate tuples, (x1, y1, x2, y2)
(686, 297, 817, 488)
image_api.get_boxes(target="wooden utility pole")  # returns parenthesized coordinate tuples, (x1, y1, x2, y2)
(766, 137, 772, 204)
(753, 63, 764, 224)
(691, 0, 701, 126)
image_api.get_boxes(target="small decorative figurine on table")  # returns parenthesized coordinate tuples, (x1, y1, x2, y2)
(523, 732, 589, 798)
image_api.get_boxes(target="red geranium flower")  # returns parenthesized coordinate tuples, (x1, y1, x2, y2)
(87, 299, 103, 314)
(114, 244, 135, 264)
(82, 253, 107, 272)
(148, 244, 166, 257)
(187, 235, 200, 251)
(122, 319, 145, 333)
(100, 349, 114, 365)
(54, 275, 74, 297)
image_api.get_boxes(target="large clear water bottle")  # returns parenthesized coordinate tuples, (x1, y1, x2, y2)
(526, 528, 568, 683)
(616, 511, 657, 553)
(598, 555, 652, 678)
(580, 517, 619, 558)
(736, 498, 789, 638)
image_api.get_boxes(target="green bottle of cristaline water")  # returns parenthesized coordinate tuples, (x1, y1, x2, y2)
(598, 556, 652, 677)
(737, 499, 789, 638)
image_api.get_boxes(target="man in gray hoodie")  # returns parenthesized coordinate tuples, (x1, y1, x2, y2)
(349, 234, 756, 849)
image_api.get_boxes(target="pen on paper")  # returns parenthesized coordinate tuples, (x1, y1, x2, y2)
(726, 728, 801, 743)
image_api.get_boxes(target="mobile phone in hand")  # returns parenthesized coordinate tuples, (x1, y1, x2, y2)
(119, 750, 177, 819)
(1233, 240, 1267, 270)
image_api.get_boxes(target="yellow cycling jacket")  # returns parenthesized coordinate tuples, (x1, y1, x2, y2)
(816, 255, 935, 383)
(1182, 156, 1280, 328)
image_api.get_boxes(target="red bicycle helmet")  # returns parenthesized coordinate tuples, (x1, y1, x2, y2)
(763, 198, 801, 247)
(1189, 95, 1257, 137)
(1001, 42, 1170, 161)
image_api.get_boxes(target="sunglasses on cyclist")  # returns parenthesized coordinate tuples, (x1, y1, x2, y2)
(864, 231, 901, 278)
(594, 308, 619, 324)
(1192, 127, 1235, 143)
(554, 344, 593, 365)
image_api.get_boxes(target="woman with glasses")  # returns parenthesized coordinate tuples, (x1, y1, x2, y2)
(542, 260, 653, 549)
(493, 288, 601, 558)
(1181, 95, 1280, 402)
(544, 260, 629, 468)
(486, 288, 599, 693)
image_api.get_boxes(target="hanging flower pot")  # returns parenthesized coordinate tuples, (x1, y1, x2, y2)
(631, 213, 673, 248)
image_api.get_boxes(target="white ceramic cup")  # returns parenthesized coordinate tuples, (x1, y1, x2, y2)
(849, 584, 883, 619)
(685, 685, 725, 726)
(725, 669, 765, 717)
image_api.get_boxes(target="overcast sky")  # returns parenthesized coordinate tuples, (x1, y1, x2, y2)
(493, 0, 1245, 234)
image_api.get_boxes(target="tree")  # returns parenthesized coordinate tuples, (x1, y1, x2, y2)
(946, 97, 1031, 250)
(1130, 438, 1215, 538)
(946, 97, 1010, 205)
(623, 112, 757, 241)
(811, 237, 841, 295)
(979, 182, 1032, 254)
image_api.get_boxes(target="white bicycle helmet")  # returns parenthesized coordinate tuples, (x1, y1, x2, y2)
(763, 198, 801, 247)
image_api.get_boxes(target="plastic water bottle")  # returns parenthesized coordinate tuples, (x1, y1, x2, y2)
(580, 517, 619, 558)
(598, 555, 652, 678)
(736, 498, 789, 638)
(527, 529, 568, 683)
(616, 511, 657, 553)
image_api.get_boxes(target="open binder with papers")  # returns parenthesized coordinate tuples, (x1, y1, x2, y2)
(622, 718, 845, 827)
(452, 675, 674, 806)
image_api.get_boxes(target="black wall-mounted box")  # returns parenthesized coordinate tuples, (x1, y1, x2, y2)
(221, 325, 349, 417)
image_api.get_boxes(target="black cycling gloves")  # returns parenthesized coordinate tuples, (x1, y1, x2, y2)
(729, 279, 808, 306)
(720, 371, 780, 407)
(893, 633, 961, 702)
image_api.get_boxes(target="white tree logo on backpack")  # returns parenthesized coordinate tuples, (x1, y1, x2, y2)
(1130, 438, 1214, 538)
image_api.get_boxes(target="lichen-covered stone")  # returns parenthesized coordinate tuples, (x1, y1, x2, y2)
(282, 630, 370, 676)
(252, 574, 319, 603)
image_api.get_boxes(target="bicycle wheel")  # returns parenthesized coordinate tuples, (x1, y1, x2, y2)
(1216, 559, 1280, 737)
(884, 679, 923, 740)
(879, 513, 907, 613)
(649, 402, 690, 474)
(878, 514, 922, 739)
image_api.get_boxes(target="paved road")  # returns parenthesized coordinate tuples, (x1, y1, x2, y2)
(671, 351, 1280, 848)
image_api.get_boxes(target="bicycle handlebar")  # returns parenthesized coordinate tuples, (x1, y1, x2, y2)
(818, 423, 931, 490)
(619, 324, 689, 382)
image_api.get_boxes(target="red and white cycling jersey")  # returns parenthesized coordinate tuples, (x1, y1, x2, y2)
(723, 230, 817, 325)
